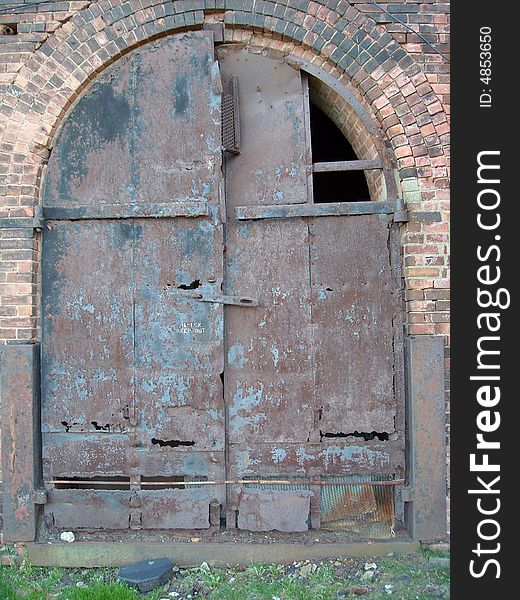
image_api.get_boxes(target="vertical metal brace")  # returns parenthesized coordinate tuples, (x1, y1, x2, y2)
(310, 490, 321, 529)
(209, 499, 221, 531)
(405, 336, 447, 541)
(0, 344, 42, 542)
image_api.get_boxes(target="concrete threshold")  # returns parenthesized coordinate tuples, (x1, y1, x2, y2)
(24, 540, 420, 567)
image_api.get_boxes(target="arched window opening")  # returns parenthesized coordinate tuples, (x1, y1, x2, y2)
(309, 102, 371, 203)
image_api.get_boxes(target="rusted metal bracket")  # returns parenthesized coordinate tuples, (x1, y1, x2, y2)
(312, 160, 383, 172)
(0, 343, 42, 542)
(199, 294, 257, 306)
(401, 487, 415, 502)
(0, 217, 43, 229)
(33, 488, 48, 505)
(179, 292, 258, 306)
(408, 211, 441, 223)
(405, 336, 447, 541)
(393, 208, 409, 223)
(236, 200, 398, 220)
(0, 207, 43, 230)
(42, 202, 209, 221)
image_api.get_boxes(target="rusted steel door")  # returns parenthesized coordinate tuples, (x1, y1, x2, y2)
(41, 32, 225, 530)
(218, 48, 404, 533)
(41, 36, 405, 535)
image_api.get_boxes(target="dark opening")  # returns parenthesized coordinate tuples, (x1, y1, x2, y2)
(55, 476, 131, 490)
(177, 279, 201, 290)
(0, 24, 18, 36)
(151, 438, 195, 447)
(310, 102, 371, 203)
(321, 431, 390, 442)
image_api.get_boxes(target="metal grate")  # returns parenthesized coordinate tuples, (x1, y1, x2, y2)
(222, 75, 240, 153)
(243, 474, 396, 538)
(320, 475, 395, 537)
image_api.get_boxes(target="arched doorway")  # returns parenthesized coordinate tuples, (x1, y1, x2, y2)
(40, 31, 405, 536)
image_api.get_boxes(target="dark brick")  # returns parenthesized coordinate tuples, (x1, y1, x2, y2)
(388, 4, 420, 14)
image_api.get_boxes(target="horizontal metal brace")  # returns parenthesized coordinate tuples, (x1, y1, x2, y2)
(236, 200, 398, 221)
(408, 211, 441, 223)
(42, 201, 209, 221)
(0, 217, 43, 229)
(312, 160, 383, 173)
(48, 478, 404, 488)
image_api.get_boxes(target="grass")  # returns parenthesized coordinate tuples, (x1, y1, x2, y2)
(0, 549, 450, 599)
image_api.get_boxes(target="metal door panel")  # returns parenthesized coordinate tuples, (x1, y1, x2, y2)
(41, 30, 225, 531)
(132, 449, 224, 494)
(225, 219, 314, 445)
(217, 47, 308, 207)
(41, 220, 134, 439)
(42, 433, 128, 477)
(230, 442, 402, 478)
(133, 218, 225, 454)
(46, 490, 130, 530)
(310, 215, 399, 434)
(44, 33, 220, 206)
(237, 489, 313, 532)
(140, 491, 212, 529)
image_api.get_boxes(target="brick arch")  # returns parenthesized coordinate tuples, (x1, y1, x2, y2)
(0, 0, 448, 219)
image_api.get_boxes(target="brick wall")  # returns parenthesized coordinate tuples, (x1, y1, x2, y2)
(0, 0, 450, 530)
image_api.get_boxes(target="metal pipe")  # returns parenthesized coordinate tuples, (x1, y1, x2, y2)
(49, 478, 404, 487)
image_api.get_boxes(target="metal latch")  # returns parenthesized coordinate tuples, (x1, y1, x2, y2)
(197, 294, 258, 307)
(174, 290, 258, 306)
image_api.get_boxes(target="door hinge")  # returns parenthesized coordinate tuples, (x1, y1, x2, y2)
(401, 487, 415, 502)
(33, 488, 48, 505)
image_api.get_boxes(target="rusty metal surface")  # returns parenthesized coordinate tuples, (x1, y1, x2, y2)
(237, 489, 313, 532)
(41, 220, 134, 437)
(219, 48, 405, 533)
(42, 434, 128, 477)
(44, 32, 220, 207)
(45, 490, 130, 530)
(42, 202, 209, 220)
(217, 46, 308, 207)
(406, 336, 447, 541)
(310, 215, 400, 434)
(40, 31, 225, 531)
(35, 36, 408, 536)
(224, 219, 314, 445)
(140, 491, 213, 529)
(320, 478, 395, 538)
(0, 344, 41, 542)
(230, 443, 403, 478)
(235, 201, 397, 220)
(241, 475, 396, 537)
(133, 217, 224, 455)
